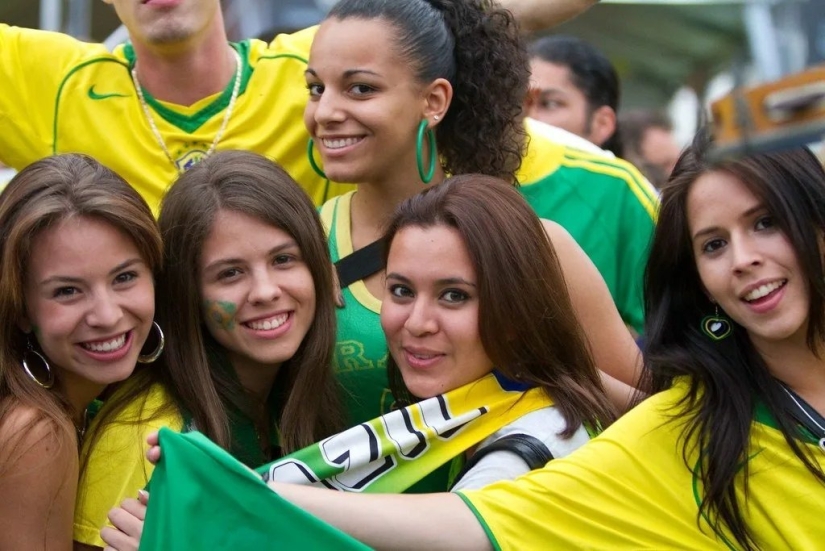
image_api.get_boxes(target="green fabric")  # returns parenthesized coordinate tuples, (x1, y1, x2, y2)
(520, 152, 656, 334)
(140, 428, 369, 551)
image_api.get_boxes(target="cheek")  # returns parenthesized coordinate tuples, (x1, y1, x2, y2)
(201, 298, 239, 333)
(379, 303, 405, 339)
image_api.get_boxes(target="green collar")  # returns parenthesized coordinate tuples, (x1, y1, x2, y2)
(123, 41, 253, 133)
(753, 400, 819, 445)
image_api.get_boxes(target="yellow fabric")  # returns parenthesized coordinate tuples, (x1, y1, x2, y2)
(0, 24, 354, 213)
(73, 384, 183, 547)
(460, 384, 825, 551)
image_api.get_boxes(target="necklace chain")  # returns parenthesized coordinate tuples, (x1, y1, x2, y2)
(131, 48, 243, 173)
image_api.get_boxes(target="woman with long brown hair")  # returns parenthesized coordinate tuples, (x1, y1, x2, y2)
(74, 151, 344, 549)
(0, 153, 162, 550)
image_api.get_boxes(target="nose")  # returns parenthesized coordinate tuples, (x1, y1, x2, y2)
(403, 298, 438, 337)
(86, 291, 123, 328)
(730, 234, 762, 273)
(312, 87, 346, 126)
(248, 269, 282, 304)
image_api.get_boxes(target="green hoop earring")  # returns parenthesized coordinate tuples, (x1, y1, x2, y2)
(307, 138, 327, 179)
(416, 119, 437, 184)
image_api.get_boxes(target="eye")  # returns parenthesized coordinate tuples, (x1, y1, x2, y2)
(701, 238, 726, 254)
(349, 84, 375, 97)
(755, 215, 775, 231)
(113, 271, 138, 285)
(273, 254, 296, 266)
(307, 82, 324, 98)
(539, 98, 562, 110)
(388, 284, 414, 299)
(53, 286, 80, 299)
(218, 267, 242, 280)
(441, 289, 469, 304)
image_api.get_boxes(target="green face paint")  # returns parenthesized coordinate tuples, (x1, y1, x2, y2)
(202, 300, 238, 331)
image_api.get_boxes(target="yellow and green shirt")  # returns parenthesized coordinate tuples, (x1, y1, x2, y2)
(460, 384, 825, 550)
(519, 118, 658, 334)
(0, 24, 354, 212)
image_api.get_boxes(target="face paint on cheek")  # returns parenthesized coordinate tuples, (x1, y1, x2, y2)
(202, 300, 238, 331)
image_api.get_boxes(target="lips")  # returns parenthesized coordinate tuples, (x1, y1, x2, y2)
(242, 312, 290, 331)
(741, 279, 787, 302)
(77, 330, 134, 362)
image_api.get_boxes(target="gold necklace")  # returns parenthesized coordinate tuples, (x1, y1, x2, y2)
(131, 48, 243, 172)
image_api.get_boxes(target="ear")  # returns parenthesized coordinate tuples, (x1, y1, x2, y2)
(422, 78, 453, 125)
(587, 105, 617, 147)
(18, 316, 32, 335)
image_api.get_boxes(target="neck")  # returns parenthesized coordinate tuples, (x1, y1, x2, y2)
(351, 167, 447, 246)
(57, 373, 104, 427)
(756, 337, 825, 413)
(131, 31, 236, 106)
(229, 353, 281, 405)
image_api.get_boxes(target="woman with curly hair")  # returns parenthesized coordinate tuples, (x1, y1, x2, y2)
(306, 0, 641, 451)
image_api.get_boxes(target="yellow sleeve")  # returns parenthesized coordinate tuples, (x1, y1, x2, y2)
(0, 25, 106, 168)
(458, 388, 724, 550)
(73, 388, 183, 547)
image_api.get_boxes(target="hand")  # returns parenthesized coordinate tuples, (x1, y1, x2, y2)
(146, 431, 161, 464)
(101, 492, 148, 551)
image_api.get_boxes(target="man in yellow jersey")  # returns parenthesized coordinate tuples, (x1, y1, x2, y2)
(0, 0, 596, 212)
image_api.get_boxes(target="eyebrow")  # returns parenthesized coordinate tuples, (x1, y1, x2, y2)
(386, 272, 476, 287)
(203, 241, 299, 273)
(305, 68, 381, 79)
(40, 258, 145, 286)
(691, 204, 766, 242)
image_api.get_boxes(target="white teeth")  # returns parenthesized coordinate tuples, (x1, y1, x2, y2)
(83, 334, 127, 352)
(247, 313, 289, 331)
(744, 280, 786, 302)
(322, 137, 360, 149)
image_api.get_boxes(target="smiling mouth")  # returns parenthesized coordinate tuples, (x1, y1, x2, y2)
(80, 332, 129, 353)
(321, 137, 363, 149)
(743, 279, 787, 302)
(243, 313, 290, 331)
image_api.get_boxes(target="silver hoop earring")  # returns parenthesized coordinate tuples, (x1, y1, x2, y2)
(138, 322, 165, 364)
(22, 339, 54, 388)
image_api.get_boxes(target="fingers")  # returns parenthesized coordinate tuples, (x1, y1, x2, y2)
(101, 499, 145, 551)
(138, 489, 150, 506)
(101, 525, 138, 551)
(146, 431, 159, 446)
(146, 445, 162, 464)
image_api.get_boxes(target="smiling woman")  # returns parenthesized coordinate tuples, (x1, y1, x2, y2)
(72, 150, 344, 549)
(0, 154, 162, 550)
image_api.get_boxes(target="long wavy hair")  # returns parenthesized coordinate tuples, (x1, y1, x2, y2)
(155, 151, 343, 457)
(0, 154, 161, 471)
(383, 174, 616, 436)
(642, 129, 825, 550)
(327, 0, 529, 182)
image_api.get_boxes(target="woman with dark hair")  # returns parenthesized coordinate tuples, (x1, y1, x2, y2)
(252, 134, 824, 549)
(381, 174, 615, 489)
(307, 0, 641, 438)
(74, 151, 344, 549)
(0, 154, 162, 549)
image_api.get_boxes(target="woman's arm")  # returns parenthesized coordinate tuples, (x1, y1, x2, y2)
(541, 219, 644, 390)
(0, 407, 77, 551)
(268, 482, 492, 551)
(498, 0, 598, 32)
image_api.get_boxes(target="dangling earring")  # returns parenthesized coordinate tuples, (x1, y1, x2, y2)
(416, 119, 438, 184)
(138, 321, 165, 364)
(22, 338, 54, 388)
(701, 305, 732, 341)
(306, 138, 327, 179)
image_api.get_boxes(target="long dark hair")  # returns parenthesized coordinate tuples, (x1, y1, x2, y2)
(327, 0, 529, 182)
(156, 151, 343, 455)
(383, 174, 616, 436)
(642, 129, 825, 549)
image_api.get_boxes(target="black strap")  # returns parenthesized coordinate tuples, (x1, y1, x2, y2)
(775, 383, 825, 443)
(450, 433, 554, 490)
(335, 238, 386, 290)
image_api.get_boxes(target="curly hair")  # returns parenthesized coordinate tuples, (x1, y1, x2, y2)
(327, 0, 529, 183)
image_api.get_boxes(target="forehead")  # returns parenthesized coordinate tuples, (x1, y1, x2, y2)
(686, 170, 762, 231)
(529, 59, 577, 92)
(387, 225, 474, 277)
(310, 17, 414, 78)
(201, 210, 293, 256)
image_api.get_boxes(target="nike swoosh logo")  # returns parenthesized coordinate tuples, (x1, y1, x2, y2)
(88, 85, 130, 100)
